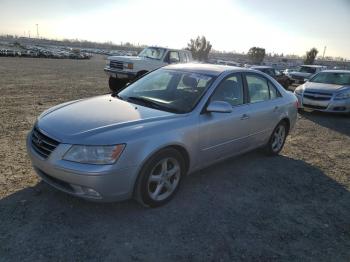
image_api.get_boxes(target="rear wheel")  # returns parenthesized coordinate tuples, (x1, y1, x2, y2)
(109, 77, 127, 92)
(135, 148, 185, 207)
(266, 121, 288, 155)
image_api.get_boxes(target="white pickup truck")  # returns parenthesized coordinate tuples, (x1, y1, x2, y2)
(104, 46, 193, 91)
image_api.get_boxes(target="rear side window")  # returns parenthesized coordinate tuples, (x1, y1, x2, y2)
(246, 75, 270, 103)
(211, 75, 244, 106)
(268, 82, 281, 99)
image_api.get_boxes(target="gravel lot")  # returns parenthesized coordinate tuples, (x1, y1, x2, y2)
(0, 56, 349, 261)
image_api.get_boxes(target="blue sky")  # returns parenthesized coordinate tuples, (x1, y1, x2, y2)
(0, 0, 349, 58)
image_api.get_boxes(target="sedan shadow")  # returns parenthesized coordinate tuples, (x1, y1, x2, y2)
(300, 110, 350, 136)
(1, 152, 349, 261)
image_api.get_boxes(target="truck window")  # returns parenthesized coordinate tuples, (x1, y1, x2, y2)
(169, 51, 180, 63)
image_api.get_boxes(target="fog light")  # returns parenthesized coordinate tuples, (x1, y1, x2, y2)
(82, 187, 101, 198)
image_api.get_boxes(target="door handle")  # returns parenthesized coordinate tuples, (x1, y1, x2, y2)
(273, 106, 279, 112)
(240, 114, 249, 120)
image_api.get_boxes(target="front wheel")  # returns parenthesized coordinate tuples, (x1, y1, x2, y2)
(266, 121, 288, 155)
(109, 77, 127, 92)
(135, 148, 185, 207)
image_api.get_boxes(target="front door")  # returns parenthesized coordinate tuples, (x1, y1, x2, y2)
(198, 73, 252, 164)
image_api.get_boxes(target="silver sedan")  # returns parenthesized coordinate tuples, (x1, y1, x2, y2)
(27, 64, 298, 207)
(294, 70, 350, 113)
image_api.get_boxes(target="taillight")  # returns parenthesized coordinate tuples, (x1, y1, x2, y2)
(295, 100, 299, 108)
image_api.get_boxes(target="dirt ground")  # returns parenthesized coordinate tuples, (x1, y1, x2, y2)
(0, 55, 349, 261)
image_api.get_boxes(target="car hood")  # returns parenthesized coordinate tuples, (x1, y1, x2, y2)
(289, 71, 312, 78)
(304, 81, 347, 92)
(37, 95, 176, 144)
(107, 55, 157, 62)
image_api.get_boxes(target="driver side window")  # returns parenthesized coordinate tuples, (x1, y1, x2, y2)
(169, 51, 180, 63)
(211, 75, 244, 106)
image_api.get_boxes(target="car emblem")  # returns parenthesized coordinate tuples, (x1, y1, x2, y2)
(37, 138, 43, 146)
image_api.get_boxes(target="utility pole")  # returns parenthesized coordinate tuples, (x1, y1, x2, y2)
(322, 46, 327, 59)
(36, 24, 39, 38)
(28, 31, 31, 38)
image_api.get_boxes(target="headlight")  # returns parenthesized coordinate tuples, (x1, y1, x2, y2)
(123, 63, 133, 69)
(334, 90, 350, 100)
(106, 60, 110, 66)
(294, 86, 304, 95)
(63, 144, 125, 165)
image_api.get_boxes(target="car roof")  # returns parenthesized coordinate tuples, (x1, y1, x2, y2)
(251, 66, 273, 69)
(320, 70, 350, 74)
(147, 46, 190, 53)
(164, 63, 249, 76)
(300, 65, 326, 68)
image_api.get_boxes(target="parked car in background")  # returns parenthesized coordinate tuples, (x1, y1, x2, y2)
(215, 59, 241, 67)
(104, 46, 193, 92)
(286, 65, 327, 85)
(251, 66, 292, 89)
(294, 70, 350, 113)
(27, 64, 298, 207)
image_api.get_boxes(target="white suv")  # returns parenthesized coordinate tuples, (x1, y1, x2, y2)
(105, 46, 193, 91)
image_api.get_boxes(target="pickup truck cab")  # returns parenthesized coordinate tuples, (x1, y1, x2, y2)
(105, 46, 193, 91)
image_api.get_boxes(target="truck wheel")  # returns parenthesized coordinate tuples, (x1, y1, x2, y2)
(109, 77, 127, 93)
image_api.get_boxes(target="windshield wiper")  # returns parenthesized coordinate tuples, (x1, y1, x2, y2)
(112, 93, 125, 100)
(126, 96, 182, 113)
(126, 96, 164, 109)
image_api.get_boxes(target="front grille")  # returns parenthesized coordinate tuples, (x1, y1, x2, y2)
(303, 91, 332, 101)
(110, 60, 123, 70)
(31, 127, 59, 159)
(303, 104, 327, 110)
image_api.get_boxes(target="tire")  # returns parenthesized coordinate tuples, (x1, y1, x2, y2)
(109, 77, 127, 92)
(135, 148, 186, 208)
(266, 121, 288, 156)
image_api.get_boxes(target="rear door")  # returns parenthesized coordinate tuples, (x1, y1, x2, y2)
(242, 73, 283, 147)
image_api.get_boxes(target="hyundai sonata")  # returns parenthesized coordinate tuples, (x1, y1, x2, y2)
(27, 64, 298, 207)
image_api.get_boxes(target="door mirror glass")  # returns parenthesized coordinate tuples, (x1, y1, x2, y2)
(206, 101, 232, 113)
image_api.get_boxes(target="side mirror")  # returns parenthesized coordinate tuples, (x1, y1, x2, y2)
(206, 101, 232, 113)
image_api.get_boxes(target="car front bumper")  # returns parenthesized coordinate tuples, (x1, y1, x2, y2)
(104, 67, 137, 80)
(295, 93, 350, 113)
(26, 132, 139, 202)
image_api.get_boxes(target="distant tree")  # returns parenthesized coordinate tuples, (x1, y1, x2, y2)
(304, 48, 318, 65)
(248, 47, 266, 65)
(187, 36, 212, 62)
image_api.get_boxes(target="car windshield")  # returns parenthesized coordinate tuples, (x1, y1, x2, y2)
(138, 47, 165, 60)
(310, 72, 350, 85)
(256, 68, 270, 74)
(118, 69, 215, 113)
(298, 66, 317, 74)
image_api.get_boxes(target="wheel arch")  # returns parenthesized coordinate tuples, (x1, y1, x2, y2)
(132, 143, 191, 198)
(280, 117, 290, 134)
(137, 70, 148, 77)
